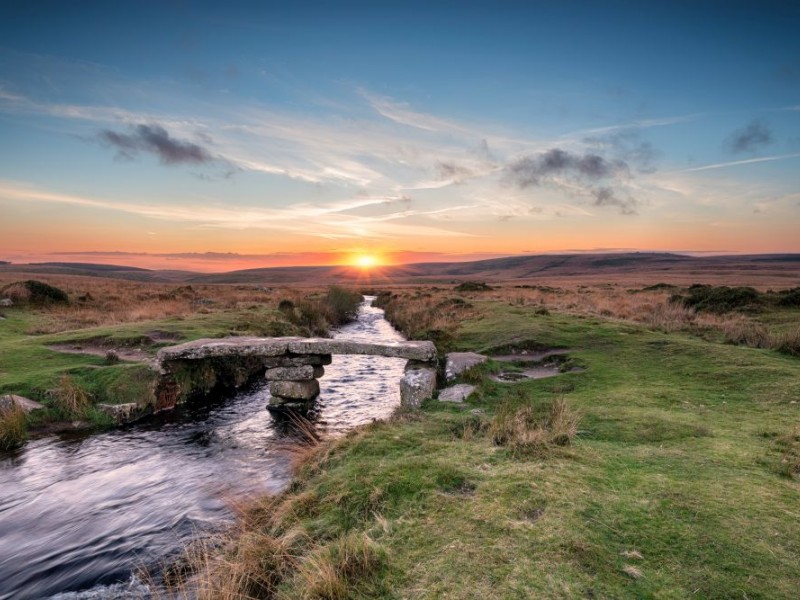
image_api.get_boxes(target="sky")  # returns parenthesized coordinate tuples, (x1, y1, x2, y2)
(0, 0, 798, 271)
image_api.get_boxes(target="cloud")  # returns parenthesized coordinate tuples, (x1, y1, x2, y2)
(591, 186, 637, 215)
(677, 152, 800, 173)
(98, 124, 215, 165)
(506, 148, 629, 187)
(0, 180, 474, 240)
(726, 120, 773, 154)
(505, 148, 637, 215)
(583, 130, 660, 173)
(434, 161, 474, 183)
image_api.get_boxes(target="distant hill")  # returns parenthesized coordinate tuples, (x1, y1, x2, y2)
(1, 253, 799, 285)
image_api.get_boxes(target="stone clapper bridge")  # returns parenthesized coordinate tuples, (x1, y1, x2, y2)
(156, 336, 439, 410)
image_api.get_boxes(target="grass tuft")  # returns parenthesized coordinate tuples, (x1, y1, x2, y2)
(291, 532, 387, 600)
(490, 397, 580, 456)
(0, 404, 27, 451)
(53, 374, 92, 418)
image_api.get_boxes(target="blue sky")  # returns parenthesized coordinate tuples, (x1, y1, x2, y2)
(0, 1, 798, 269)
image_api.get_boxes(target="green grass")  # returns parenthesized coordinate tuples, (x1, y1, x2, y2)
(199, 296, 800, 598)
(0, 304, 300, 432)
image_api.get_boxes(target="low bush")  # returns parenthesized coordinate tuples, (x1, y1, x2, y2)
(455, 281, 493, 292)
(324, 285, 362, 326)
(676, 285, 762, 314)
(0, 279, 70, 306)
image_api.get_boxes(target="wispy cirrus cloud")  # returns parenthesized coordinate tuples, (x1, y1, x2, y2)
(678, 152, 800, 173)
(0, 180, 474, 239)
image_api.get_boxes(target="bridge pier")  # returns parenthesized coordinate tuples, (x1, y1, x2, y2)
(263, 354, 331, 408)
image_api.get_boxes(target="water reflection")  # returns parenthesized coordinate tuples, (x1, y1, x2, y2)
(0, 297, 405, 599)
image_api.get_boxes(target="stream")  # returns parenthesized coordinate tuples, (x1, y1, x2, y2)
(0, 297, 407, 599)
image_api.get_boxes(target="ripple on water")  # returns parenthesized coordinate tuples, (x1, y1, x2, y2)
(0, 297, 405, 600)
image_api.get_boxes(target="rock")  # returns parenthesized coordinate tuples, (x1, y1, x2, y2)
(0, 298, 12, 307)
(97, 403, 139, 424)
(445, 352, 488, 381)
(264, 365, 324, 381)
(399, 367, 437, 409)
(269, 379, 320, 401)
(157, 337, 304, 362)
(438, 384, 476, 403)
(0, 394, 45, 413)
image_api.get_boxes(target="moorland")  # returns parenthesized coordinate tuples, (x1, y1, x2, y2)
(1, 252, 799, 598)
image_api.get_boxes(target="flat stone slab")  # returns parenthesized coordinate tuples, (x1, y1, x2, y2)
(0, 394, 45, 413)
(438, 384, 476, 403)
(158, 336, 436, 364)
(286, 338, 436, 361)
(445, 352, 488, 381)
(157, 337, 304, 362)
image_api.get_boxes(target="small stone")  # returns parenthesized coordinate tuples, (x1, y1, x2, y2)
(97, 403, 139, 424)
(269, 379, 320, 401)
(445, 352, 488, 381)
(0, 298, 13, 307)
(438, 384, 476, 403)
(264, 365, 324, 381)
(399, 368, 436, 408)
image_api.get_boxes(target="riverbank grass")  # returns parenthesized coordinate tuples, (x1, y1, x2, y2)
(0, 283, 364, 441)
(196, 296, 800, 598)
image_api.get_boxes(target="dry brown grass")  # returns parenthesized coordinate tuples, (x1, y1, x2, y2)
(289, 532, 385, 600)
(53, 374, 92, 417)
(0, 272, 286, 333)
(0, 404, 27, 451)
(490, 397, 580, 457)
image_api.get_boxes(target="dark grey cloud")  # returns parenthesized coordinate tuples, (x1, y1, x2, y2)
(591, 186, 637, 215)
(726, 121, 773, 154)
(506, 148, 629, 187)
(505, 148, 638, 215)
(98, 124, 215, 165)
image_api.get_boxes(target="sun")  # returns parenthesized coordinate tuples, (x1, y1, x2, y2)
(354, 254, 379, 268)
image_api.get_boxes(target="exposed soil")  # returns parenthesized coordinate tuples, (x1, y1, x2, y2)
(47, 330, 183, 364)
(491, 348, 571, 363)
(47, 343, 153, 362)
(489, 348, 583, 382)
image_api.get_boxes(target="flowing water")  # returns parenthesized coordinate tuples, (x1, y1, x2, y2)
(0, 297, 407, 599)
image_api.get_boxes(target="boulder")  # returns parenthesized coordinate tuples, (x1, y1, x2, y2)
(0, 394, 45, 413)
(0, 298, 12, 307)
(399, 367, 437, 409)
(438, 384, 476, 403)
(445, 352, 488, 381)
(269, 379, 320, 401)
(264, 365, 324, 381)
